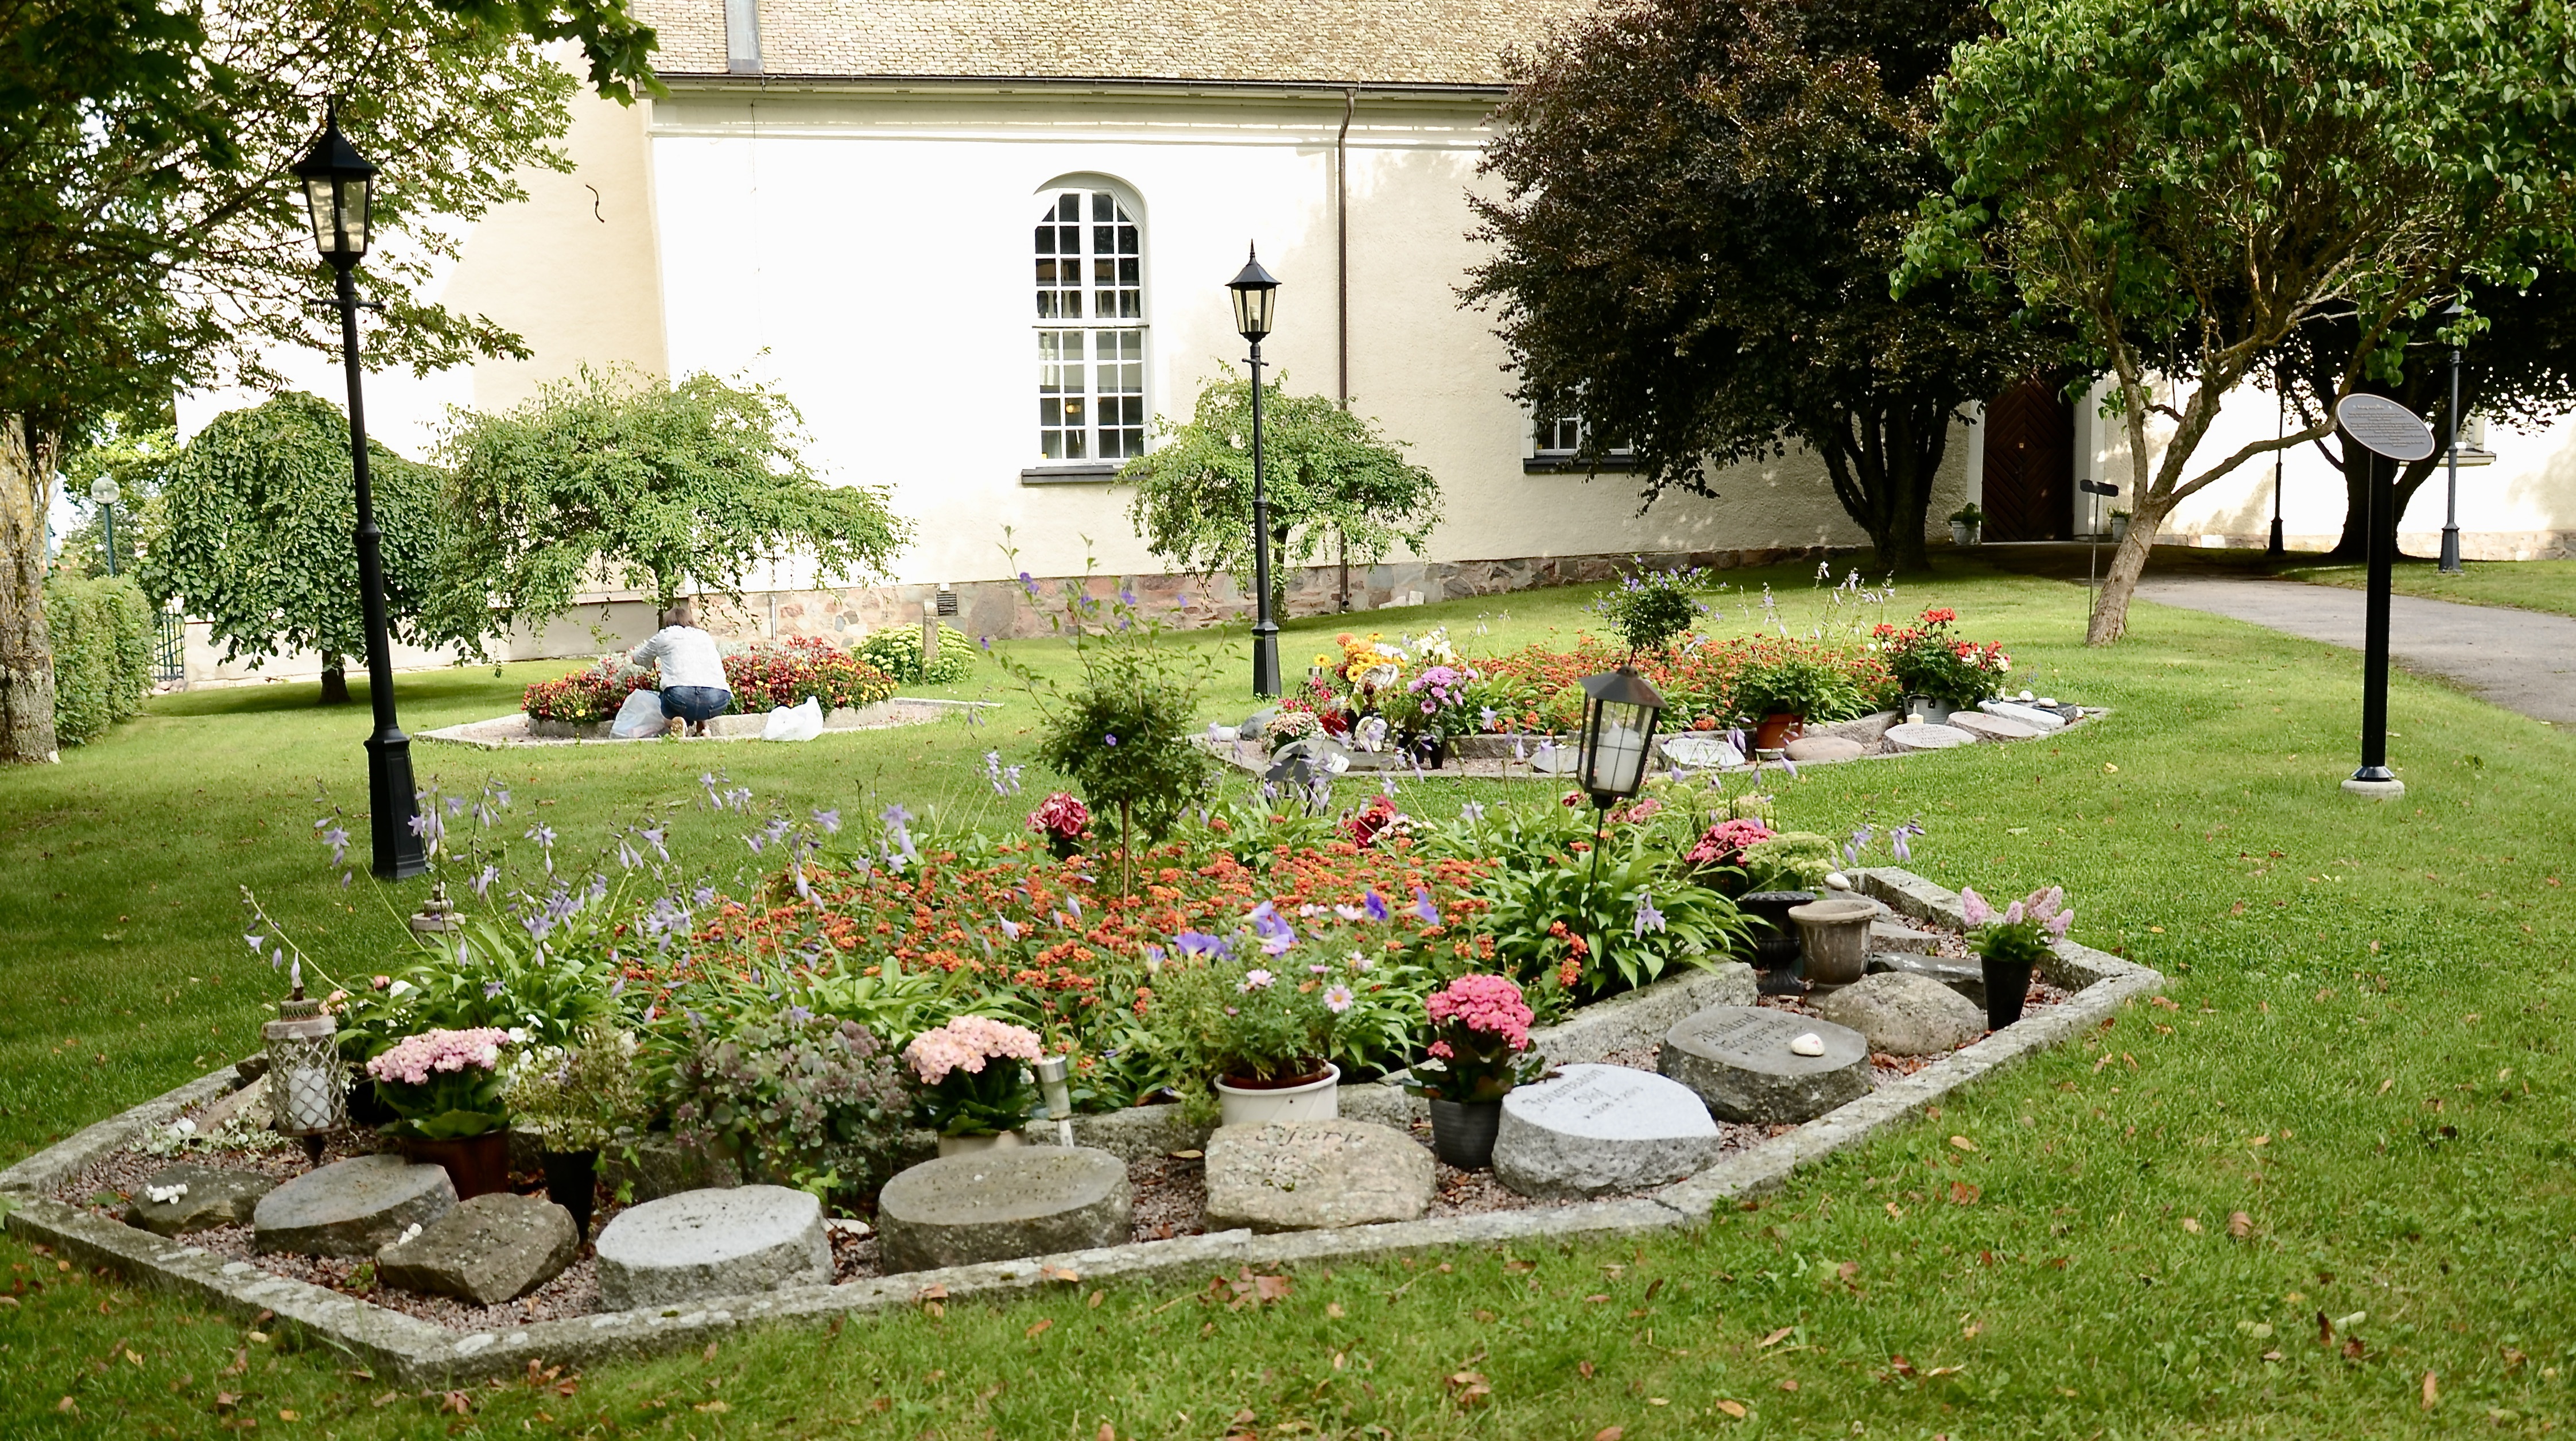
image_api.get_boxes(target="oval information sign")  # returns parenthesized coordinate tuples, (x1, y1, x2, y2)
(2335, 393, 2435, 462)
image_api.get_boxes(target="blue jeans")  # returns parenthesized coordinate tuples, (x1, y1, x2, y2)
(661, 685, 731, 723)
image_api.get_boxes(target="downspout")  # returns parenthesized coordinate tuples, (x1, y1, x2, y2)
(1336, 87, 1355, 611)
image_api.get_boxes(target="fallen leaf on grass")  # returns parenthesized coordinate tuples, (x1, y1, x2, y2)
(1324, 1302, 1344, 1319)
(2181, 1218, 2202, 1234)
(695, 1399, 730, 1414)
(1026, 1319, 1053, 1339)
(372, 1391, 401, 1408)
(1593, 1428, 1625, 1441)
(277, 1409, 299, 1422)
(2228, 1211, 2253, 1239)
(1949, 1181, 1981, 1205)
(1948, 1135, 1977, 1152)
(1040, 1266, 1082, 1284)
(56, 1397, 76, 1415)
(2422, 1372, 2439, 1410)
(1716, 1399, 1749, 1419)
(1780, 1378, 1799, 1391)
(1759, 1327, 1794, 1348)
(1885, 1202, 1903, 1219)
(1446, 1370, 1491, 1408)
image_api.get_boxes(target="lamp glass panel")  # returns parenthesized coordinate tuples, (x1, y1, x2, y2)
(302, 175, 336, 253)
(1582, 698, 1652, 797)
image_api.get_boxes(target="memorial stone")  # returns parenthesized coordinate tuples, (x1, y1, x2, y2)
(1783, 735, 1867, 762)
(875, 1146, 1132, 1273)
(594, 1186, 831, 1308)
(376, 1192, 578, 1305)
(1659, 1006, 1871, 1124)
(1660, 734, 1747, 770)
(123, 1163, 275, 1237)
(1813, 971, 1986, 1056)
(1979, 700, 2067, 731)
(1203, 1120, 1433, 1231)
(1886, 722, 1977, 752)
(1948, 711, 2040, 742)
(1490, 1064, 1719, 1199)
(252, 1153, 455, 1258)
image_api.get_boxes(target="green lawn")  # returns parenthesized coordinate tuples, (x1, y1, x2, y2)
(2284, 557, 2576, 618)
(5, 562, 2574, 1438)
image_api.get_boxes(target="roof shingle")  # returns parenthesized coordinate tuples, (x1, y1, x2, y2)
(634, 0, 1588, 88)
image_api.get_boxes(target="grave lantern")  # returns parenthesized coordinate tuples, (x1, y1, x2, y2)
(1033, 1055, 1076, 1146)
(265, 960, 344, 1166)
(1576, 666, 1665, 807)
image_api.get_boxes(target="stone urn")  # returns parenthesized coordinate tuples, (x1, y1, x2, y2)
(1788, 898, 1878, 991)
(1949, 520, 1981, 547)
(1214, 1063, 1340, 1128)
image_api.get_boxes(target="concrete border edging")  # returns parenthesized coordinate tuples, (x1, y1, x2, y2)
(2, 867, 2158, 1385)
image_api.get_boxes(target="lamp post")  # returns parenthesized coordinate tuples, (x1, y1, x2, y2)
(2439, 300, 2465, 574)
(2266, 392, 2286, 562)
(293, 106, 426, 880)
(1574, 665, 1665, 971)
(1228, 246, 1282, 698)
(88, 476, 119, 576)
(2333, 393, 2434, 800)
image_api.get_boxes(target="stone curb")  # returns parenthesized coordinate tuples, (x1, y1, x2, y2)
(2, 868, 2158, 1387)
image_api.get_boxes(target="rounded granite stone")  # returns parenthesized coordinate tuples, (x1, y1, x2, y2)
(1490, 1064, 1720, 1200)
(1885, 722, 1977, 752)
(1659, 1005, 1872, 1124)
(594, 1185, 830, 1310)
(252, 1153, 456, 1258)
(875, 1146, 1131, 1273)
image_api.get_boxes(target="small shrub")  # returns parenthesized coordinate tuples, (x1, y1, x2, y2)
(1592, 565, 1706, 656)
(46, 573, 154, 745)
(856, 623, 976, 685)
(665, 1008, 913, 1202)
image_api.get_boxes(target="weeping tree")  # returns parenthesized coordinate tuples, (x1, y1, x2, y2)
(2273, 269, 2576, 563)
(1461, 0, 2043, 571)
(1119, 369, 1441, 612)
(139, 393, 443, 702)
(424, 366, 913, 650)
(1907, 0, 2576, 642)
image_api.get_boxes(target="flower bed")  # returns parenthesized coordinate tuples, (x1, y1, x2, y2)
(518, 638, 895, 725)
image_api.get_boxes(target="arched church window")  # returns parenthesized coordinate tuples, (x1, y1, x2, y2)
(1035, 188, 1146, 462)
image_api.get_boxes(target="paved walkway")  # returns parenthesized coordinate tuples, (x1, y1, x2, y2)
(2136, 578, 2576, 725)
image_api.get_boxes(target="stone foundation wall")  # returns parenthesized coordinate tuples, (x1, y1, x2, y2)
(699, 545, 1838, 646)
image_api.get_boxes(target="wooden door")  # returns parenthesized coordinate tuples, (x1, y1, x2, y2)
(1981, 379, 2074, 540)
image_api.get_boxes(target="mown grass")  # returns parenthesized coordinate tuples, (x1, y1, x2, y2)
(2284, 557, 2576, 618)
(5, 561, 2574, 1438)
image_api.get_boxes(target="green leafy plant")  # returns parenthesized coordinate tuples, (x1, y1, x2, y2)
(1146, 933, 1361, 1102)
(1736, 832, 1836, 893)
(1962, 884, 2073, 967)
(44, 574, 153, 745)
(1458, 816, 1753, 1001)
(856, 623, 977, 685)
(1949, 502, 1984, 526)
(662, 1008, 914, 1203)
(1732, 653, 1871, 722)
(1880, 609, 2011, 706)
(1591, 565, 1707, 657)
(503, 1021, 650, 1153)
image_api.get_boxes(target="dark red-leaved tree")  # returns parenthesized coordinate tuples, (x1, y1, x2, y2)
(1461, 0, 2049, 570)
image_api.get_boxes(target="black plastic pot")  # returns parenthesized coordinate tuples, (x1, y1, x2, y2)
(1427, 1099, 1503, 1169)
(542, 1149, 599, 1241)
(1981, 959, 2034, 1031)
(1739, 890, 1818, 993)
(1405, 734, 1449, 770)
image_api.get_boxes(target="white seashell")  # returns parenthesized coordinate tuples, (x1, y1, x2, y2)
(2019, 689, 2035, 702)
(1789, 1033, 1827, 1057)
(1824, 871, 1852, 890)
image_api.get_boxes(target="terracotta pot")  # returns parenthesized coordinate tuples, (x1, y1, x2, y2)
(397, 1131, 512, 1200)
(1751, 713, 1804, 752)
(1788, 897, 1877, 991)
(1213, 1062, 1340, 1128)
(937, 1130, 1029, 1159)
(1427, 1098, 1503, 1169)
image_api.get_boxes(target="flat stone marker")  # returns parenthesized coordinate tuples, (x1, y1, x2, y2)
(1660, 734, 1746, 770)
(1491, 1064, 1720, 1200)
(253, 1153, 455, 1258)
(1947, 711, 2040, 742)
(377, 1192, 577, 1305)
(1659, 1006, 1871, 1124)
(1814, 971, 1987, 1056)
(1867, 951, 1988, 1006)
(1203, 1120, 1432, 1232)
(875, 1146, 1131, 1274)
(1783, 735, 1867, 762)
(123, 1163, 275, 1237)
(1869, 919, 1941, 954)
(595, 1185, 830, 1308)
(1979, 700, 2067, 731)
(1886, 722, 1977, 752)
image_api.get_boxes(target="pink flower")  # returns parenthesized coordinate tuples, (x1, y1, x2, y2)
(1426, 974, 1534, 1049)
(2003, 900, 2025, 926)
(1960, 887, 1991, 927)
(2046, 909, 2073, 938)
(365, 1028, 511, 1087)
(1239, 969, 1275, 993)
(1323, 985, 1355, 1013)
(903, 1015, 1044, 1085)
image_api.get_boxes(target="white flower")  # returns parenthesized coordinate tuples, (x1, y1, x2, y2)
(146, 1182, 189, 1204)
(387, 979, 414, 998)
(505, 1027, 530, 1044)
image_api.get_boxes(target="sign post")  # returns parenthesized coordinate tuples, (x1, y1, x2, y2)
(2332, 394, 2434, 800)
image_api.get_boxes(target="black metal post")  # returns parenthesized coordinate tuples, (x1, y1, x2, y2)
(2266, 400, 2286, 561)
(100, 502, 117, 577)
(331, 259, 426, 880)
(1247, 339, 1280, 697)
(2353, 449, 2397, 788)
(2439, 340, 2464, 574)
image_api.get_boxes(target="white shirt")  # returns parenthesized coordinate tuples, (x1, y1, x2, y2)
(631, 626, 728, 692)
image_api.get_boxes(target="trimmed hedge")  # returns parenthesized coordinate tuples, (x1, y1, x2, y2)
(48, 574, 154, 745)
(856, 622, 976, 685)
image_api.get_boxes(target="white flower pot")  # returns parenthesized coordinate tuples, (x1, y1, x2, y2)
(2110, 516, 2131, 542)
(1213, 1063, 1341, 1128)
(1949, 521, 1980, 547)
(936, 1129, 1027, 1159)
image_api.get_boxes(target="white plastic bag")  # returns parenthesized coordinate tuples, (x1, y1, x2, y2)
(762, 696, 825, 742)
(610, 688, 666, 738)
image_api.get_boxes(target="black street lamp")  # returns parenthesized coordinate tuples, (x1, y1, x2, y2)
(88, 476, 119, 576)
(1228, 245, 1282, 698)
(2439, 300, 2465, 574)
(2333, 393, 2434, 800)
(2265, 391, 2286, 562)
(293, 106, 426, 880)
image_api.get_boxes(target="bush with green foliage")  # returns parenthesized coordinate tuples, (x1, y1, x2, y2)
(44, 574, 154, 745)
(856, 622, 975, 685)
(1592, 565, 1707, 657)
(1733, 652, 1873, 722)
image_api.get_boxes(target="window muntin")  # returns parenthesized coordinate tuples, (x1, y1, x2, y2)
(1536, 415, 1631, 456)
(1034, 189, 1145, 461)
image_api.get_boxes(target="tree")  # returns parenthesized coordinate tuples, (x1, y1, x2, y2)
(138, 393, 442, 702)
(1908, 0, 2576, 642)
(1461, 0, 2042, 571)
(2274, 269, 2576, 563)
(1119, 370, 1441, 610)
(1, 0, 658, 761)
(425, 367, 914, 650)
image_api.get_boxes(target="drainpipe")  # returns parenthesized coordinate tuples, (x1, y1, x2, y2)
(1336, 87, 1355, 612)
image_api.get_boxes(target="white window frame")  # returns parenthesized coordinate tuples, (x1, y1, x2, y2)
(1027, 184, 1149, 476)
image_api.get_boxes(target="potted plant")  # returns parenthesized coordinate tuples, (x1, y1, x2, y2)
(2109, 509, 2132, 543)
(1026, 792, 1089, 861)
(1948, 502, 1984, 547)
(1731, 655, 1865, 754)
(1405, 975, 1547, 1168)
(1877, 608, 2011, 726)
(1960, 885, 2071, 1029)
(1157, 924, 1351, 1126)
(366, 1027, 516, 1198)
(1397, 663, 1477, 768)
(502, 1021, 646, 1240)
(903, 1016, 1046, 1156)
